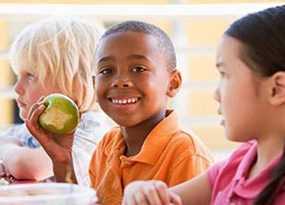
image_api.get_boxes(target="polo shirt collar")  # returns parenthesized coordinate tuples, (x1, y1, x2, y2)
(231, 141, 283, 199)
(233, 141, 258, 182)
(122, 110, 180, 165)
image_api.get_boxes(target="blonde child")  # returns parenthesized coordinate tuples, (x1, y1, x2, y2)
(122, 5, 285, 205)
(0, 17, 112, 185)
(26, 20, 213, 205)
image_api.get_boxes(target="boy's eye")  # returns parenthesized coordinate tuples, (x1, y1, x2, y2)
(98, 67, 112, 75)
(132, 65, 146, 73)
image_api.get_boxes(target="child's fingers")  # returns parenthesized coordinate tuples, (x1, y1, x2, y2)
(29, 95, 46, 119)
(122, 186, 144, 205)
(26, 104, 49, 144)
(122, 196, 137, 205)
(142, 183, 164, 205)
(123, 181, 169, 205)
(123, 181, 156, 205)
(169, 191, 183, 205)
(154, 181, 171, 204)
(38, 96, 45, 103)
(27, 104, 46, 132)
(27, 102, 38, 120)
(133, 191, 150, 205)
(26, 105, 45, 131)
(27, 102, 45, 121)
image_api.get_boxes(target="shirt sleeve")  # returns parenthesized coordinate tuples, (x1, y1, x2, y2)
(168, 154, 211, 187)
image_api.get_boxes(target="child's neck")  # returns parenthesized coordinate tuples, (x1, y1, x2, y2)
(248, 135, 285, 179)
(121, 109, 167, 157)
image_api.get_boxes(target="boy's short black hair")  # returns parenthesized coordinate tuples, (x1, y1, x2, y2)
(101, 20, 177, 71)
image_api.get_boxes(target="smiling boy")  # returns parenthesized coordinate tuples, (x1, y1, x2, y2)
(90, 21, 213, 205)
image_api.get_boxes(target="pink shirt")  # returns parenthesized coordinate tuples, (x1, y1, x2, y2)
(207, 141, 285, 205)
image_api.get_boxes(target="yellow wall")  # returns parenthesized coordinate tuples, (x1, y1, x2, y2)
(0, 20, 13, 125)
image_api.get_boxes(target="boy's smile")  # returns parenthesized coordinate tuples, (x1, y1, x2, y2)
(107, 95, 140, 106)
(95, 31, 173, 128)
(106, 89, 142, 113)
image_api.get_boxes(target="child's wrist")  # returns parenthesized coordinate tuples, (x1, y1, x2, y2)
(52, 160, 77, 184)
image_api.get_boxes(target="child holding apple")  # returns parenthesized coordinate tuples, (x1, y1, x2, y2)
(0, 17, 112, 185)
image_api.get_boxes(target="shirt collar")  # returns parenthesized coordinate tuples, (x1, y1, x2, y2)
(232, 141, 283, 199)
(124, 110, 180, 165)
(233, 141, 258, 182)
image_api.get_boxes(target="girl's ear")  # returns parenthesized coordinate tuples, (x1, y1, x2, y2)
(167, 70, 182, 97)
(269, 71, 285, 106)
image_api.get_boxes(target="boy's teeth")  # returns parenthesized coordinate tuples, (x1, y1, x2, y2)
(111, 97, 138, 105)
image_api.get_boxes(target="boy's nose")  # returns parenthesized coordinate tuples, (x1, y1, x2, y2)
(111, 78, 133, 88)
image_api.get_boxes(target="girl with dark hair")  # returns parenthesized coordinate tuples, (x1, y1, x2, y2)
(122, 5, 285, 205)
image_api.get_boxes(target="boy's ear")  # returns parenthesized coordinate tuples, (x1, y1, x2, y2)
(167, 70, 182, 97)
(269, 71, 285, 106)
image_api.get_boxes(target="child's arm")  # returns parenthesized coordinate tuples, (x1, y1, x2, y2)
(170, 172, 211, 205)
(26, 102, 77, 183)
(1, 145, 53, 180)
(0, 139, 53, 181)
(123, 173, 211, 205)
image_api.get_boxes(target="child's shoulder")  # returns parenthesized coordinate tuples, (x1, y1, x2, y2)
(100, 126, 121, 142)
(96, 127, 122, 151)
(176, 129, 212, 152)
(167, 129, 214, 161)
(168, 130, 201, 152)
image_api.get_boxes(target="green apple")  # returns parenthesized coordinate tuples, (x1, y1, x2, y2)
(38, 93, 80, 135)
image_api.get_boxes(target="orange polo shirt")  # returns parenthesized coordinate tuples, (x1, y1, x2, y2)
(89, 111, 213, 205)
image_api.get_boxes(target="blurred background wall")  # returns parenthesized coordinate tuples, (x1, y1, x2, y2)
(0, 0, 283, 160)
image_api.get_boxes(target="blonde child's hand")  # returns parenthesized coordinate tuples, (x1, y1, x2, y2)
(122, 180, 182, 205)
(25, 98, 74, 165)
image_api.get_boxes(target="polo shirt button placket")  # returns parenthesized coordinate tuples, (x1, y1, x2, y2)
(120, 156, 134, 168)
(125, 161, 134, 166)
(227, 179, 240, 205)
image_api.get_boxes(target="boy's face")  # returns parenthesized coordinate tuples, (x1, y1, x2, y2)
(14, 67, 60, 120)
(95, 31, 176, 127)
